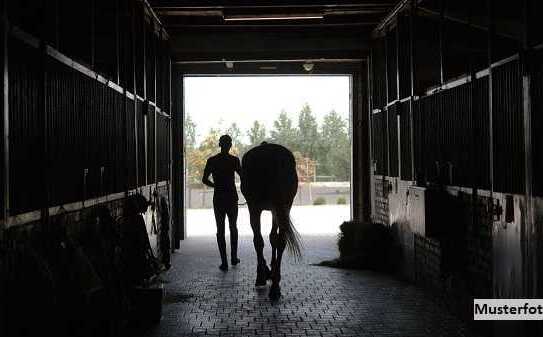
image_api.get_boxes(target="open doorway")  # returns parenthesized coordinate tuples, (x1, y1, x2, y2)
(183, 75, 352, 237)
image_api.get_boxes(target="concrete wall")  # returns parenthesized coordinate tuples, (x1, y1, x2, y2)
(372, 175, 542, 334)
(369, 3, 543, 334)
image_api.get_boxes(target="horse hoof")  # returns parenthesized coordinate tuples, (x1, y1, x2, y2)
(255, 278, 267, 287)
(255, 265, 271, 286)
(269, 285, 281, 300)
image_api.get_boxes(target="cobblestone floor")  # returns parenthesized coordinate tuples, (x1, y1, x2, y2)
(144, 235, 476, 337)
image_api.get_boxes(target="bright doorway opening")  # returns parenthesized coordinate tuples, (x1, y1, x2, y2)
(183, 75, 352, 236)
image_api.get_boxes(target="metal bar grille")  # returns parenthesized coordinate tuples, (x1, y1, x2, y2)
(411, 61, 523, 193)
(399, 100, 413, 180)
(387, 104, 399, 177)
(7, 37, 170, 215)
(1, 13, 5, 220)
(48, 58, 81, 205)
(422, 94, 441, 184)
(440, 83, 472, 187)
(492, 60, 524, 194)
(84, 77, 101, 199)
(137, 99, 146, 185)
(413, 98, 424, 183)
(454, 84, 472, 188)
(532, 50, 543, 196)
(371, 110, 388, 176)
(108, 89, 127, 195)
(126, 93, 137, 189)
(472, 77, 491, 190)
(413, 82, 486, 188)
(147, 103, 156, 184)
(3, 1, 172, 219)
(157, 114, 170, 182)
(8, 38, 42, 214)
(164, 50, 171, 114)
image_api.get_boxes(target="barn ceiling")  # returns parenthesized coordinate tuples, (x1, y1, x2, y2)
(148, 1, 400, 62)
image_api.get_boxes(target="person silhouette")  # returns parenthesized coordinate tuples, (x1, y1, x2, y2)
(202, 135, 242, 271)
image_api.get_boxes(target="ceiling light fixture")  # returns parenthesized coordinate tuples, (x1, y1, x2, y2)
(303, 63, 314, 72)
(224, 14, 323, 21)
(157, 10, 223, 17)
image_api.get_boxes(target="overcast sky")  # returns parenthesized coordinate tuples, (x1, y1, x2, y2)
(184, 76, 351, 144)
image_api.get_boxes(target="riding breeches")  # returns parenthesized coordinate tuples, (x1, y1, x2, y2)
(213, 196, 239, 262)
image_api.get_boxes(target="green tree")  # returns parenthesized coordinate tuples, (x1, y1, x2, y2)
(271, 110, 297, 150)
(186, 128, 220, 186)
(296, 103, 319, 159)
(320, 110, 350, 181)
(247, 120, 267, 147)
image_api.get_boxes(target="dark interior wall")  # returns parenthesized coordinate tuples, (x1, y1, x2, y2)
(369, 0, 543, 333)
(1, 0, 6, 226)
(1, 0, 172, 230)
(372, 1, 539, 198)
(170, 25, 370, 61)
(1, 2, 176, 331)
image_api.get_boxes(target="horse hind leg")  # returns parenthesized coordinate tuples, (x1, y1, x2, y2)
(269, 214, 279, 282)
(269, 208, 287, 300)
(249, 206, 270, 286)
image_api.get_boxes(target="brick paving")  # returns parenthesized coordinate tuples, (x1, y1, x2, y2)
(144, 235, 476, 337)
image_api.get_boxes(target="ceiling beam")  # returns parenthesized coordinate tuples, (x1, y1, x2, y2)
(150, 1, 396, 10)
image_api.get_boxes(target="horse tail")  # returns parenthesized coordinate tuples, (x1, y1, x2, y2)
(275, 206, 303, 261)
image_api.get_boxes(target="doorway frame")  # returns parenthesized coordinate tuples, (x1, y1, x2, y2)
(171, 59, 371, 244)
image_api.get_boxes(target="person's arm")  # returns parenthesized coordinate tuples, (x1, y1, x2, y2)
(235, 157, 242, 179)
(202, 159, 215, 188)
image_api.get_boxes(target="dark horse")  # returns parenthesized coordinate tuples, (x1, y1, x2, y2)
(241, 142, 302, 300)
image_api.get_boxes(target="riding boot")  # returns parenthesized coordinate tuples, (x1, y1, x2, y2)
(216, 233, 228, 268)
(230, 226, 239, 265)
